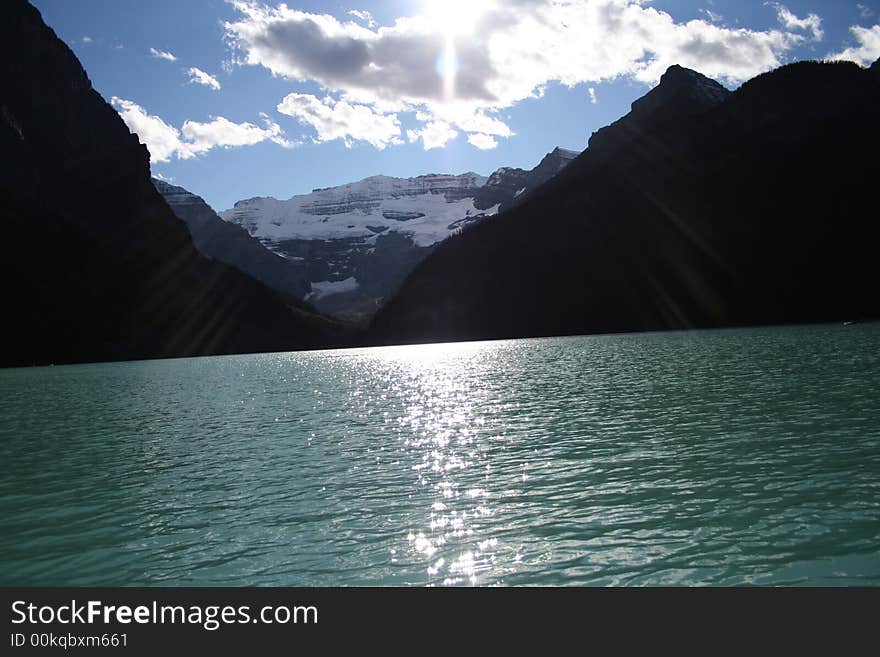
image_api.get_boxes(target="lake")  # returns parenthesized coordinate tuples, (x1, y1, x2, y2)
(1, 324, 878, 586)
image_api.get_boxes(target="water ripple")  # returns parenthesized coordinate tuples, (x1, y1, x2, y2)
(1, 324, 879, 585)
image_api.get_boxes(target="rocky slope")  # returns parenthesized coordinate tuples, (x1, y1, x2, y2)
(370, 60, 880, 344)
(153, 178, 310, 299)
(473, 147, 578, 212)
(0, 0, 342, 367)
(221, 149, 578, 321)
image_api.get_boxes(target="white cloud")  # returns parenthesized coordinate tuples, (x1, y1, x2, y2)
(225, 0, 816, 150)
(407, 121, 458, 150)
(187, 67, 222, 90)
(827, 24, 880, 65)
(769, 3, 823, 41)
(181, 115, 293, 152)
(857, 4, 874, 20)
(277, 93, 402, 148)
(348, 9, 376, 28)
(429, 106, 513, 137)
(110, 97, 297, 162)
(82, 36, 93, 44)
(467, 132, 498, 150)
(588, 87, 598, 104)
(149, 47, 177, 62)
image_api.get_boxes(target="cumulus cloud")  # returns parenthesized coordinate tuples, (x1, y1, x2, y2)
(407, 121, 458, 150)
(467, 132, 498, 150)
(111, 97, 296, 162)
(827, 24, 880, 65)
(769, 3, 823, 41)
(224, 0, 815, 150)
(277, 93, 402, 148)
(588, 87, 598, 104)
(429, 106, 513, 138)
(187, 67, 222, 90)
(182, 114, 295, 151)
(149, 47, 177, 62)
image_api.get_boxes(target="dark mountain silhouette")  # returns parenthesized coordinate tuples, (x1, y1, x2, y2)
(370, 59, 880, 345)
(153, 178, 311, 299)
(586, 65, 730, 160)
(0, 0, 343, 367)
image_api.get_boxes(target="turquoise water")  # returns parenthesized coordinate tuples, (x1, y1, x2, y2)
(1, 324, 879, 586)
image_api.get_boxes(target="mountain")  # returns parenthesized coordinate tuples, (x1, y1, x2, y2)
(153, 178, 310, 299)
(220, 172, 493, 323)
(587, 65, 730, 157)
(220, 149, 578, 322)
(369, 60, 880, 345)
(473, 147, 579, 211)
(0, 0, 342, 367)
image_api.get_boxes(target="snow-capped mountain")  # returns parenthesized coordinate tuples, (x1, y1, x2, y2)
(220, 149, 579, 321)
(221, 172, 495, 248)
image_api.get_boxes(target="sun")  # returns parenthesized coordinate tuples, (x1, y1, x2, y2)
(422, 0, 494, 37)
(422, 0, 494, 100)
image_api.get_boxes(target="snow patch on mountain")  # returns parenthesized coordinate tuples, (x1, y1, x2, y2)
(221, 173, 494, 248)
(307, 277, 359, 301)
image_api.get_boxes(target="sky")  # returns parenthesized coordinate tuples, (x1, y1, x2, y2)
(32, 0, 880, 212)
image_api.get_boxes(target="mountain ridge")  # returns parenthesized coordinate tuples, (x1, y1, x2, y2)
(153, 177, 311, 299)
(369, 60, 880, 344)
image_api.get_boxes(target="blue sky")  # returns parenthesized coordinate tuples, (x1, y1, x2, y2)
(32, 0, 880, 211)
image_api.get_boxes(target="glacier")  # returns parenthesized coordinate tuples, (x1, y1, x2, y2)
(220, 173, 496, 248)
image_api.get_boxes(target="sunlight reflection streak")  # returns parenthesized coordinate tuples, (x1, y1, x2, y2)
(365, 340, 514, 585)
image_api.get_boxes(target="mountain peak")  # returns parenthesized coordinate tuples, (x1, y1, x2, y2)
(656, 64, 727, 94)
(533, 146, 579, 173)
(587, 64, 729, 154)
(661, 64, 706, 81)
(475, 145, 580, 211)
(634, 65, 730, 116)
(549, 146, 579, 159)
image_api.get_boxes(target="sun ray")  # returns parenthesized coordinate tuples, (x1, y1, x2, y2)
(423, 0, 494, 101)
